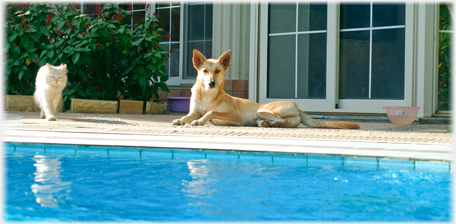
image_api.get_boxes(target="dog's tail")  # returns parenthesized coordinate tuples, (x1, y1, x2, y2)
(298, 109, 360, 129)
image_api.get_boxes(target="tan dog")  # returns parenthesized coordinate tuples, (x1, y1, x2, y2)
(172, 50, 360, 129)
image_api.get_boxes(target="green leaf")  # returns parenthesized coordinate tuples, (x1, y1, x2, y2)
(119, 27, 125, 33)
(9, 33, 18, 42)
(40, 50, 48, 59)
(20, 35, 30, 48)
(63, 46, 74, 53)
(47, 50, 54, 58)
(39, 25, 49, 35)
(98, 29, 109, 37)
(77, 89, 85, 97)
(72, 52, 80, 64)
(139, 76, 146, 88)
(57, 21, 65, 30)
(132, 38, 144, 46)
(18, 70, 24, 80)
(160, 75, 169, 82)
(159, 82, 169, 92)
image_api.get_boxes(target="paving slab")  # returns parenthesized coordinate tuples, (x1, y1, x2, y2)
(2, 111, 453, 163)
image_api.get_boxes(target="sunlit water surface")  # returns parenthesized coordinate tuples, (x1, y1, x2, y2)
(4, 143, 451, 222)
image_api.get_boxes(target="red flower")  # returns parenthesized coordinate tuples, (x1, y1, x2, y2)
(56, 28, 64, 34)
(85, 23, 90, 29)
(146, 4, 150, 10)
(172, 74, 178, 77)
(128, 4, 132, 11)
(28, 82, 33, 86)
(95, 86, 99, 90)
(113, 14, 119, 20)
(133, 27, 136, 31)
(169, 49, 173, 53)
(142, 70, 145, 73)
(82, 32, 86, 37)
(130, 13, 134, 17)
(96, 43, 100, 46)
(165, 55, 169, 59)
(46, 14, 53, 26)
(148, 50, 152, 53)
(165, 34, 172, 40)
(153, 12, 157, 16)
(155, 42, 158, 48)
(82, 78, 88, 82)
(152, 25, 155, 29)
(17, 25, 20, 28)
(90, 5, 94, 8)
(22, 16, 26, 22)
(66, 22, 72, 28)
(34, 60, 39, 65)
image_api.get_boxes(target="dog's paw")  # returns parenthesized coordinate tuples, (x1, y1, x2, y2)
(46, 115, 56, 121)
(172, 119, 182, 125)
(258, 120, 270, 127)
(190, 120, 202, 126)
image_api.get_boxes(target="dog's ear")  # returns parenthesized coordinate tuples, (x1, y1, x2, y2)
(192, 49, 207, 69)
(217, 50, 232, 70)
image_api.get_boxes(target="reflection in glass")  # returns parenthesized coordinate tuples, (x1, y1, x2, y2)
(339, 31, 370, 99)
(268, 3, 296, 34)
(267, 35, 295, 98)
(298, 3, 327, 32)
(297, 33, 326, 99)
(371, 29, 405, 99)
(372, 3, 405, 27)
(340, 3, 370, 29)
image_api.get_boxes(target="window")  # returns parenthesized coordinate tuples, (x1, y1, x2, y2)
(339, 3, 406, 100)
(155, 2, 213, 84)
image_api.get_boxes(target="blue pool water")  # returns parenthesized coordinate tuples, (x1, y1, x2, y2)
(3, 143, 452, 222)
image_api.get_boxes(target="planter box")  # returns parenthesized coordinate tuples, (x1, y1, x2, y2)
(146, 101, 167, 114)
(119, 100, 143, 114)
(71, 98, 118, 114)
(167, 97, 190, 113)
(6, 95, 37, 112)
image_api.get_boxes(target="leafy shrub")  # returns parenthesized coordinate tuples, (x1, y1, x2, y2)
(5, 3, 170, 111)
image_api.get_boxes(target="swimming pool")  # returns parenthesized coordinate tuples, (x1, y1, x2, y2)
(3, 142, 452, 222)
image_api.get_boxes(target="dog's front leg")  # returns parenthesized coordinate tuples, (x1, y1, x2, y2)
(172, 112, 201, 125)
(190, 111, 244, 126)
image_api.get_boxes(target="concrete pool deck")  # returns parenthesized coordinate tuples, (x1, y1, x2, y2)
(3, 111, 453, 164)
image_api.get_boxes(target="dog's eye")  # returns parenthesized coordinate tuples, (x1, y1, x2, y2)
(215, 69, 220, 73)
(203, 69, 208, 73)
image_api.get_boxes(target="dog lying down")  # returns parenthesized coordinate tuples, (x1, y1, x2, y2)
(172, 49, 360, 129)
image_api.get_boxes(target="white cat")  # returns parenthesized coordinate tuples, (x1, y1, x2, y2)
(33, 63, 68, 121)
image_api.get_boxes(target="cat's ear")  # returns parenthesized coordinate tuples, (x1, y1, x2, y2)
(45, 63, 50, 68)
(62, 64, 67, 70)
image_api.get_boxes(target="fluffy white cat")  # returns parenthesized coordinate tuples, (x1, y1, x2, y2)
(33, 63, 68, 121)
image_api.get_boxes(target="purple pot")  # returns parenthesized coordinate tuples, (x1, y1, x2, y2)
(167, 97, 190, 113)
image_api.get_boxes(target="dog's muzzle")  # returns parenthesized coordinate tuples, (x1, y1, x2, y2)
(209, 80, 216, 88)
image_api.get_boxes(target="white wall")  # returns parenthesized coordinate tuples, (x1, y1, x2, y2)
(213, 3, 250, 80)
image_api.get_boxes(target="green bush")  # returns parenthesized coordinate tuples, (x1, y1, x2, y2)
(5, 3, 170, 111)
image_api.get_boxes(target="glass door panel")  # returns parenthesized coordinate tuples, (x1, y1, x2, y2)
(266, 3, 327, 100)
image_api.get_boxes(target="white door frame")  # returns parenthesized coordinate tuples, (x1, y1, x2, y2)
(256, 2, 415, 114)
